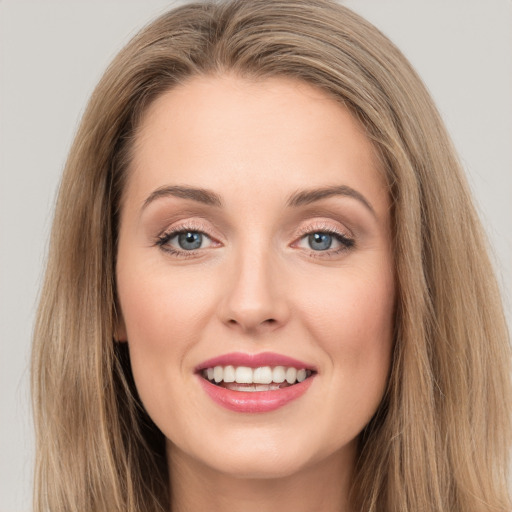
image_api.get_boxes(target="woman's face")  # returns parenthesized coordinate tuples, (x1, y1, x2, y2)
(116, 74, 395, 479)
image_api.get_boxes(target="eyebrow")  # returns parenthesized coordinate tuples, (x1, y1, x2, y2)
(286, 185, 376, 216)
(141, 184, 375, 216)
(142, 185, 223, 209)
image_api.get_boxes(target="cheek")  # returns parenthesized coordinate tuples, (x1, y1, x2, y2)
(116, 268, 215, 409)
(300, 265, 395, 351)
(118, 268, 215, 350)
(298, 266, 395, 415)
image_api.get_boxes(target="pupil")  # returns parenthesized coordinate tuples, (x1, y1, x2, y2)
(309, 232, 332, 251)
(178, 232, 202, 250)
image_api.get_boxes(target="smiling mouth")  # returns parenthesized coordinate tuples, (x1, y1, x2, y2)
(200, 365, 315, 392)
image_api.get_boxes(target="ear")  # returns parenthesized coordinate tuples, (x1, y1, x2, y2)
(114, 311, 128, 342)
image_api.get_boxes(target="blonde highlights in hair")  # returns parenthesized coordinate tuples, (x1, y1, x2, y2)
(32, 1, 511, 511)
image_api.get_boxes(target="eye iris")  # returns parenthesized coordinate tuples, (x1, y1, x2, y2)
(308, 232, 332, 251)
(178, 231, 202, 250)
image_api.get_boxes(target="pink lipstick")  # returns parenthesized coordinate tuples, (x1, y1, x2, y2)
(195, 351, 317, 413)
(195, 351, 317, 372)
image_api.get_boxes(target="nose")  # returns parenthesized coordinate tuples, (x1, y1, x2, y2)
(217, 243, 290, 336)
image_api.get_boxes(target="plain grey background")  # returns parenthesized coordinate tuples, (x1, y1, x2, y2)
(1, 1, 511, 510)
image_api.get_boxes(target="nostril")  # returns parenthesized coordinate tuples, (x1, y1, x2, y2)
(226, 317, 277, 328)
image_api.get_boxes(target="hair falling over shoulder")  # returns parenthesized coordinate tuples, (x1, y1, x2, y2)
(31, 1, 511, 511)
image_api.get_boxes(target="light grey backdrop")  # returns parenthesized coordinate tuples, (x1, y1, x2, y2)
(1, 1, 511, 511)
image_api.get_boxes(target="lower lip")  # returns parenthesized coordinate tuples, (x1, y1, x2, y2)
(197, 374, 316, 413)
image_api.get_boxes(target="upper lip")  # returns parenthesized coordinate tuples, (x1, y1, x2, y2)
(195, 352, 317, 372)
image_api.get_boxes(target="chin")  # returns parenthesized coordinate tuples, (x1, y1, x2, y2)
(168, 426, 351, 482)
(205, 451, 314, 481)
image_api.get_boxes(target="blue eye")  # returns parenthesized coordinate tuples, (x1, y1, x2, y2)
(308, 232, 334, 251)
(176, 231, 203, 250)
(295, 228, 354, 257)
(156, 225, 354, 259)
(157, 228, 213, 256)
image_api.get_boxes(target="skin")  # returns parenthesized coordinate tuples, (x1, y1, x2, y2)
(116, 74, 395, 512)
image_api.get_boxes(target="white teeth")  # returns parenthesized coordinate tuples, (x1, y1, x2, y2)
(235, 366, 253, 384)
(214, 366, 223, 383)
(272, 366, 286, 383)
(201, 364, 313, 386)
(253, 366, 273, 384)
(285, 367, 297, 384)
(223, 365, 235, 383)
(226, 383, 282, 392)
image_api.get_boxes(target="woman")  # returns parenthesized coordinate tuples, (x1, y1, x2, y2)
(31, 1, 511, 511)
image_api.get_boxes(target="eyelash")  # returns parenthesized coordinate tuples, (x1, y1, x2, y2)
(294, 223, 355, 259)
(155, 221, 213, 260)
(155, 221, 355, 260)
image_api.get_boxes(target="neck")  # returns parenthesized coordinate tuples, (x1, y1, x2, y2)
(167, 442, 356, 512)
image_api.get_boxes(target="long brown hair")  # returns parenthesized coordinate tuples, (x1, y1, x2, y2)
(32, 1, 511, 510)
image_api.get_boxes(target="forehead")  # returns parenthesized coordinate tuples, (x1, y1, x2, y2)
(125, 74, 388, 214)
